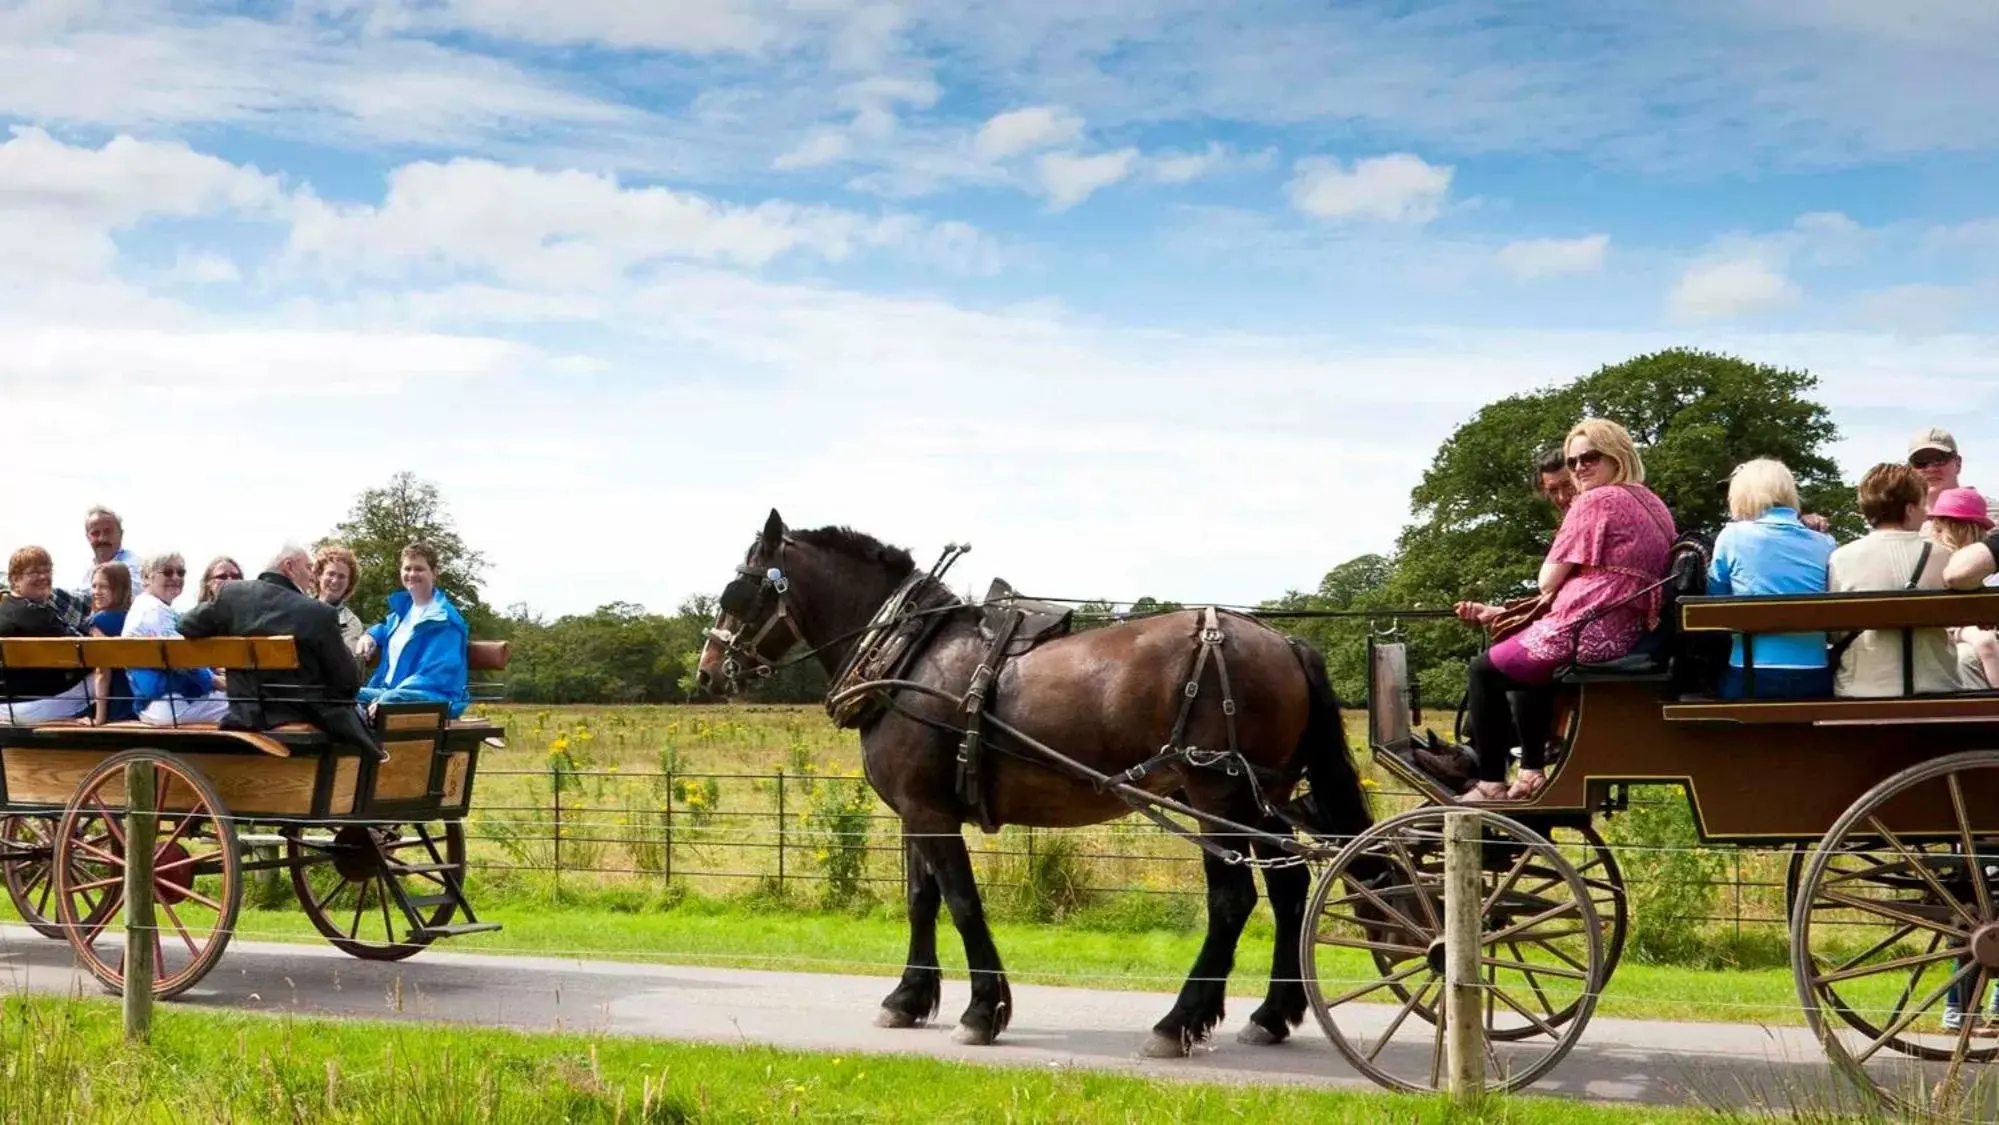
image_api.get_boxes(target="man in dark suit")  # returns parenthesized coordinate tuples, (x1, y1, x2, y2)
(179, 544, 380, 755)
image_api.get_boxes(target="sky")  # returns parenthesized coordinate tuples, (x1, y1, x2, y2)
(4, 0, 1999, 618)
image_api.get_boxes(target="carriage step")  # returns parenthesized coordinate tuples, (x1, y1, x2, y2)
(416, 922, 502, 938)
(404, 893, 457, 910)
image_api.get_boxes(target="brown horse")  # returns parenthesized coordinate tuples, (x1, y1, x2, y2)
(695, 510, 1373, 1056)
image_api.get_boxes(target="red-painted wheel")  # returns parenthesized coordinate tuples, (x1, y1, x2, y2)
(2, 814, 119, 941)
(53, 750, 242, 999)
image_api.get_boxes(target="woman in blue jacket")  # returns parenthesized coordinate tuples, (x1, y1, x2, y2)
(356, 543, 470, 718)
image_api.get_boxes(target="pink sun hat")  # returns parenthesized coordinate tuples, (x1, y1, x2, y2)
(1932, 487, 1995, 530)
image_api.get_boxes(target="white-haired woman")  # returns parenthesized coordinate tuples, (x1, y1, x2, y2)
(1708, 458, 1836, 699)
(120, 551, 229, 725)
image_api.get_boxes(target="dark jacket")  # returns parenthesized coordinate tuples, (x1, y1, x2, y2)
(0, 595, 86, 702)
(178, 573, 375, 749)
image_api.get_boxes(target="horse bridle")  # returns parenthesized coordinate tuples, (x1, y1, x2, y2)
(706, 549, 807, 688)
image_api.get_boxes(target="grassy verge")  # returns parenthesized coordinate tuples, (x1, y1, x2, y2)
(0, 994, 1745, 1123)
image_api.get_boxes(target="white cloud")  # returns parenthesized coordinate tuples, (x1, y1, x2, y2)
(286, 158, 1000, 284)
(971, 105, 1084, 163)
(772, 130, 851, 170)
(1144, 141, 1271, 184)
(1288, 153, 1452, 223)
(423, 0, 778, 52)
(1668, 255, 1800, 320)
(1496, 234, 1610, 279)
(1035, 148, 1137, 210)
(167, 251, 243, 285)
(0, 125, 285, 225)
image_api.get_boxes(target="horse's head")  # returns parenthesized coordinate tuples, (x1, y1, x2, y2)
(696, 508, 804, 697)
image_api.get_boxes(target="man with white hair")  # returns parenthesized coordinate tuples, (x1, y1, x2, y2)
(178, 543, 379, 754)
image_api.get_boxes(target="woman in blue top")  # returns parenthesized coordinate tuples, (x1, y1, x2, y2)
(86, 561, 136, 723)
(1708, 458, 1837, 699)
(356, 543, 470, 718)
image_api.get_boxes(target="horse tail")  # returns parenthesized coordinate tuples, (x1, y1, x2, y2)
(1287, 637, 1374, 845)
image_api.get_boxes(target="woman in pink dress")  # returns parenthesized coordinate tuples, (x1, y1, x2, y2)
(1454, 419, 1677, 801)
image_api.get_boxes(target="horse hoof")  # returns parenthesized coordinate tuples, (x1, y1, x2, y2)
(1140, 1031, 1190, 1059)
(951, 1021, 995, 1046)
(1237, 1022, 1285, 1046)
(876, 1008, 919, 1029)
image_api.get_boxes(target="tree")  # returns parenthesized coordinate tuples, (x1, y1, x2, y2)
(321, 472, 495, 636)
(1385, 347, 1855, 702)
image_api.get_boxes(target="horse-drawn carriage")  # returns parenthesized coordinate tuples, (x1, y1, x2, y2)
(0, 635, 510, 998)
(702, 510, 1999, 1118)
(1345, 585, 1999, 1114)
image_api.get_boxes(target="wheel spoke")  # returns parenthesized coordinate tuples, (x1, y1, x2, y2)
(1479, 955, 1589, 983)
(159, 899, 203, 959)
(1320, 958, 1431, 1008)
(1814, 944, 1965, 988)
(1480, 847, 1536, 917)
(1366, 975, 1438, 1063)
(1948, 775, 1992, 923)
(1815, 887, 1963, 939)
(1864, 816, 1977, 931)
(1851, 961, 1975, 1066)
(1387, 838, 1441, 931)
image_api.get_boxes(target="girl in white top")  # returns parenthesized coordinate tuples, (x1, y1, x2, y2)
(1826, 464, 1964, 697)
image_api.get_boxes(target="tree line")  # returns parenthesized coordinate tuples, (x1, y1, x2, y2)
(342, 347, 1856, 707)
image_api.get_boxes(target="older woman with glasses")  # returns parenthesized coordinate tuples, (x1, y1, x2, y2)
(0, 546, 93, 724)
(120, 551, 230, 725)
(1455, 419, 1678, 802)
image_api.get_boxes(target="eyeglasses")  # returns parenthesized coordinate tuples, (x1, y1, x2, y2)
(159, 567, 186, 577)
(214, 571, 242, 581)
(1565, 450, 1605, 471)
(1911, 452, 1957, 470)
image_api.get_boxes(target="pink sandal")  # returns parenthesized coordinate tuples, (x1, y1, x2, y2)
(1506, 769, 1548, 801)
(1460, 781, 1510, 804)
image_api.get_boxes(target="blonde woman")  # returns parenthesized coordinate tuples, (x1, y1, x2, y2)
(197, 556, 243, 605)
(1458, 419, 1677, 802)
(1707, 458, 1836, 700)
(1927, 487, 1999, 687)
(313, 545, 367, 659)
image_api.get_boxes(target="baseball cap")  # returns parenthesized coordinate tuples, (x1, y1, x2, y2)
(1910, 427, 1959, 457)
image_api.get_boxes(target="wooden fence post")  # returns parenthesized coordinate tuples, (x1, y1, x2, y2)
(123, 759, 157, 1041)
(1444, 810, 1484, 1106)
(775, 768, 786, 895)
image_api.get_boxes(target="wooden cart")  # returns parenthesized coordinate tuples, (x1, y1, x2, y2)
(1311, 588, 1999, 1115)
(0, 635, 509, 998)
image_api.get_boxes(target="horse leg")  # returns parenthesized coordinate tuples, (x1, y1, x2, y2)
(1144, 840, 1259, 1058)
(1239, 831, 1309, 1045)
(877, 832, 943, 1029)
(911, 829, 1012, 1045)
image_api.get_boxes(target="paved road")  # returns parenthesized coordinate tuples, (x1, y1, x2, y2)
(0, 923, 1857, 1108)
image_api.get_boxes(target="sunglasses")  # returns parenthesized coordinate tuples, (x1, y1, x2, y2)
(1565, 450, 1606, 471)
(159, 567, 186, 577)
(1911, 452, 1957, 470)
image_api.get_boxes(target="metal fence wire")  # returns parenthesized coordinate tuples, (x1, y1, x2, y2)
(452, 766, 1801, 936)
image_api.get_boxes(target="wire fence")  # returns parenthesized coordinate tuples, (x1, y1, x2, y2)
(445, 764, 1805, 946)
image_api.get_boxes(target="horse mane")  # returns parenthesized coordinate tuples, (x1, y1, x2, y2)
(789, 526, 916, 578)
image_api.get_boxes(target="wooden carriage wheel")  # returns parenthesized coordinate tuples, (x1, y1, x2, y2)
(52, 750, 243, 1000)
(2, 814, 119, 941)
(1302, 806, 1603, 1094)
(285, 821, 467, 961)
(1793, 751, 1999, 1119)
(1369, 819, 1626, 1043)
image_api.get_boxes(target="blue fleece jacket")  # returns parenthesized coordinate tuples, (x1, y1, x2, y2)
(360, 589, 470, 717)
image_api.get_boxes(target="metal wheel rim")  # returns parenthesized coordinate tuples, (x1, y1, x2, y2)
(1302, 805, 1604, 1094)
(287, 821, 464, 961)
(53, 750, 243, 1000)
(1792, 750, 1999, 1119)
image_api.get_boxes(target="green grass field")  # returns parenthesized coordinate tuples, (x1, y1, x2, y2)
(0, 995, 1755, 1123)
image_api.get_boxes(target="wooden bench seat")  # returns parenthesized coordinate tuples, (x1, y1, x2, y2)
(0, 636, 300, 670)
(1679, 589, 1999, 635)
(1664, 693, 1999, 726)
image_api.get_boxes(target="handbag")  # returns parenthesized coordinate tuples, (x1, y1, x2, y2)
(1487, 594, 1549, 643)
